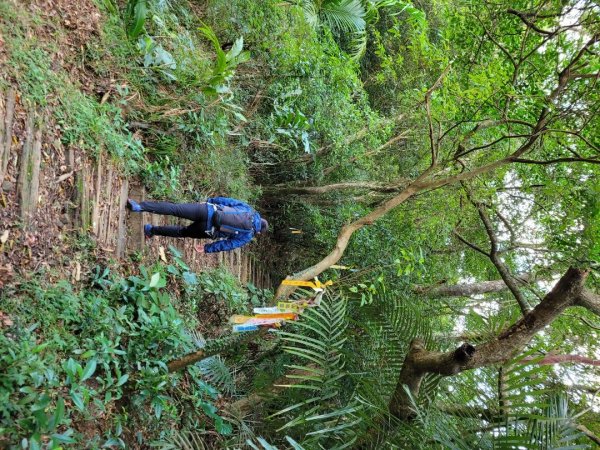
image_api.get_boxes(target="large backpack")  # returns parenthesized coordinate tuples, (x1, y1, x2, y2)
(213, 205, 255, 234)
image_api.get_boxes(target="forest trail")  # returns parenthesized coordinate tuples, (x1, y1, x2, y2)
(0, 89, 272, 288)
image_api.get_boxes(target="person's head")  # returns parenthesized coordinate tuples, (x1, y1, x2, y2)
(258, 218, 269, 234)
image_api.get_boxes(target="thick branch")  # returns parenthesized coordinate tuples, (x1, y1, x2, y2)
(390, 268, 589, 420)
(511, 157, 600, 165)
(575, 289, 600, 316)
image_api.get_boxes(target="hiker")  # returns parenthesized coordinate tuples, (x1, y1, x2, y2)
(126, 197, 268, 253)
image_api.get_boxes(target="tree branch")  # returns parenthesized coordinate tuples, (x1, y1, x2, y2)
(521, 354, 600, 366)
(511, 157, 600, 165)
(452, 230, 490, 257)
(577, 425, 600, 447)
(390, 268, 589, 420)
(463, 189, 531, 314)
(506, 8, 561, 36)
(413, 274, 534, 298)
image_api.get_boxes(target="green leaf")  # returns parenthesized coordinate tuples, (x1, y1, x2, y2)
(50, 397, 65, 431)
(116, 374, 129, 387)
(215, 417, 233, 435)
(81, 350, 96, 359)
(227, 37, 244, 60)
(126, 0, 147, 39)
(148, 272, 160, 288)
(80, 359, 97, 382)
(32, 342, 49, 353)
(285, 436, 306, 450)
(70, 391, 85, 411)
(182, 271, 197, 286)
(51, 432, 76, 444)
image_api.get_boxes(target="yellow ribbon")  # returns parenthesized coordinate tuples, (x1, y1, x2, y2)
(280, 279, 333, 290)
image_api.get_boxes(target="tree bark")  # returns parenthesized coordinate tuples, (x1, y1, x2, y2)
(414, 277, 600, 316)
(575, 289, 600, 316)
(390, 268, 589, 420)
(413, 274, 532, 297)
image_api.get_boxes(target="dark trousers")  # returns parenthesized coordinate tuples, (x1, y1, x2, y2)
(140, 201, 211, 239)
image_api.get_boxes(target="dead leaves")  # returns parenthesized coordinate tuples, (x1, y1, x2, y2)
(0, 263, 13, 287)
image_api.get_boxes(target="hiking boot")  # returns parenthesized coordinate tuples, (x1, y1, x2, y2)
(127, 199, 142, 212)
(144, 224, 154, 238)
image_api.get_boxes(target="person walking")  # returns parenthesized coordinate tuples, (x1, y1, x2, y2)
(126, 196, 268, 253)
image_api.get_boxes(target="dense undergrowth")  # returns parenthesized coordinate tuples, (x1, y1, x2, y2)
(0, 246, 273, 448)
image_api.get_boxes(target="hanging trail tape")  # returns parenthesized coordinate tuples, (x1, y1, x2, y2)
(231, 280, 330, 332)
(280, 279, 333, 290)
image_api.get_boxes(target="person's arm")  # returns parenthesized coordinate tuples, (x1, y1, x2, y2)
(204, 231, 253, 253)
(208, 196, 251, 210)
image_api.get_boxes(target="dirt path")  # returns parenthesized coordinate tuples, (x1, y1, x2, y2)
(0, 89, 272, 289)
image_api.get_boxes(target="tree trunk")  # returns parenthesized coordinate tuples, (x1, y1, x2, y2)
(390, 268, 589, 420)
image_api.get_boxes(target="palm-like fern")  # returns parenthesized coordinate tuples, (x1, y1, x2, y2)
(290, 0, 418, 59)
(197, 356, 237, 396)
(355, 290, 435, 407)
(185, 329, 237, 395)
(272, 292, 361, 449)
(491, 350, 588, 449)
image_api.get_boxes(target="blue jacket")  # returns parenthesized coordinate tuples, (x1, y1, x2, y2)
(204, 197, 263, 253)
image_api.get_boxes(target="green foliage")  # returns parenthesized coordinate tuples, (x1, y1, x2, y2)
(198, 24, 251, 96)
(0, 262, 238, 447)
(196, 267, 250, 313)
(272, 293, 360, 448)
(291, 0, 416, 59)
(197, 356, 237, 396)
(125, 0, 148, 39)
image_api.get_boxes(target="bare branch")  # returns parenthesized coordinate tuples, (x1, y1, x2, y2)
(463, 188, 531, 314)
(452, 230, 490, 257)
(521, 354, 600, 366)
(507, 8, 560, 35)
(511, 157, 600, 165)
(546, 129, 600, 153)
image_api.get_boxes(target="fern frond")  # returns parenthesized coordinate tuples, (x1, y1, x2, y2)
(197, 355, 237, 396)
(158, 429, 209, 450)
(273, 292, 360, 448)
(320, 0, 367, 34)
